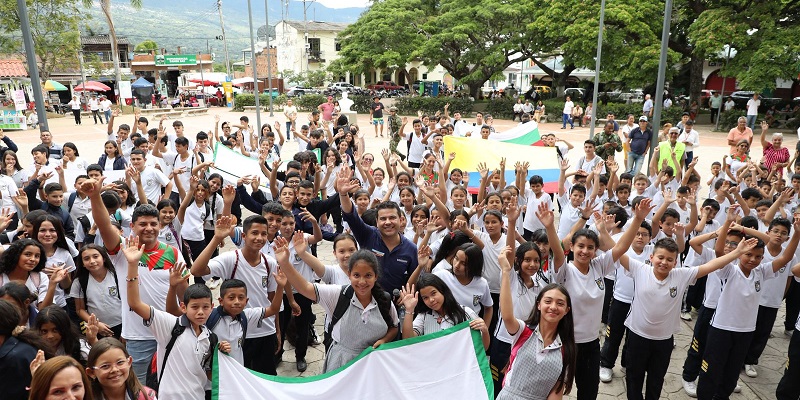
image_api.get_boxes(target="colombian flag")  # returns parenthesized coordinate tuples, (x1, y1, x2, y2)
(444, 128, 560, 194)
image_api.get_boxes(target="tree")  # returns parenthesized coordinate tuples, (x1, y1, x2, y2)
(134, 39, 158, 53)
(687, 0, 800, 92)
(331, 0, 431, 87)
(82, 0, 142, 104)
(0, 0, 83, 80)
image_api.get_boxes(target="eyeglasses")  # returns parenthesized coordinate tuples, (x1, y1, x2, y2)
(635, 232, 650, 238)
(363, 158, 374, 162)
(92, 359, 129, 372)
(769, 229, 789, 236)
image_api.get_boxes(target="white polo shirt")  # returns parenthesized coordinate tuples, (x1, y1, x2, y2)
(433, 269, 493, 315)
(473, 230, 506, 294)
(613, 244, 654, 303)
(131, 167, 169, 205)
(205, 250, 279, 338)
(555, 250, 615, 343)
(624, 259, 698, 340)
(711, 262, 778, 332)
(210, 307, 266, 365)
(147, 309, 211, 399)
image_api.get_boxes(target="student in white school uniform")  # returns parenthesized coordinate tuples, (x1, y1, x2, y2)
(190, 215, 280, 376)
(399, 273, 489, 349)
(778, 267, 800, 400)
(208, 278, 285, 366)
(599, 219, 653, 384)
(124, 236, 225, 400)
(33, 215, 77, 313)
(557, 159, 589, 240)
(604, 221, 760, 400)
(696, 217, 800, 400)
(127, 150, 172, 206)
(553, 198, 654, 400)
(428, 243, 493, 323)
(0, 239, 67, 311)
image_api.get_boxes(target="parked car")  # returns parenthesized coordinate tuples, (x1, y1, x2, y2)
(286, 86, 317, 97)
(328, 82, 362, 92)
(367, 81, 404, 91)
(564, 88, 585, 99)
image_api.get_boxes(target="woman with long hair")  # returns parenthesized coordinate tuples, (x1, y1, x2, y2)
(29, 355, 93, 400)
(0, 298, 54, 400)
(98, 141, 126, 171)
(71, 245, 122, 339)
(35, 305, 96, 365)
(0, 238, 65, 310)
(85, 338, 155, 400)
(498, 246, 576, 399)
(33, 215, 76, 312)
(2, 150, 29, 188)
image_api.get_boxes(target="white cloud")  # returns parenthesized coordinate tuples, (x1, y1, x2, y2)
(294, 0, 369, 9)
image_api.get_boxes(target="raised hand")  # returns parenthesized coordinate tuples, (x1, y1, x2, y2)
(506, 198, 520, 221)
(222, 184, 235, 203)
(292, 230, 308, 254)
(477, 162, 488, 179)
(535, 202, 554, 227)
(634, 198, 655, 220)
(735, 237, 759, 254)
(727, 204, 740, 221)
(273, 236, 290, 264)
(85, 314, 100, 340)
(169, 262, 190, 286)
(400, 283, 418, 311)
(560, 159, 570, 171)
(274, 268, 288, 288)
(298, 208, 317, 224)
(29, 349, 45, 376)
(214, 215, 234, 239)
(662, 188, 676, 203)
(498, 246, 513, 272)
(123, 235, 144, 264)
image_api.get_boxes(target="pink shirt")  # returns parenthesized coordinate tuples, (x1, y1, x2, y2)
(319, 102, 335, 121)
(727, 126, 753, 154)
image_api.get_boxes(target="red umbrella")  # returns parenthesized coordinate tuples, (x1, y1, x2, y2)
(73, 80, 112, 91)
(189, 78, 218, 86)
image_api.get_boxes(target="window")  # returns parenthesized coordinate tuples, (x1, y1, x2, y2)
(422, 73, 428, 80)
(308, 38, 321, 59)
(334, 40, 341, 51)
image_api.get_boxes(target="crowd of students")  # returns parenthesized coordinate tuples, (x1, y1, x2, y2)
(0, 102, 799, 400)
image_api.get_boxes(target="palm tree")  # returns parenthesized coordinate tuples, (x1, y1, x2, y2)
(81, 0, 142, 104)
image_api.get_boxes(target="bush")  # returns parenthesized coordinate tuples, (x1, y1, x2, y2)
(393, 96, 474, 117)
(294, 94, 327, 112)
(232, 93, 287, 111)
(483, 97, 517, 119)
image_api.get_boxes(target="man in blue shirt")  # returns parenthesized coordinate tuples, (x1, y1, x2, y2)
(627, 116, 652, 175)
(336, 167, 418, 293)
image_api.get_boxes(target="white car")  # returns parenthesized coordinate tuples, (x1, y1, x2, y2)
(328, 82, 362, 91)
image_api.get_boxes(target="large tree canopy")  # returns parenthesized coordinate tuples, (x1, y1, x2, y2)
(335, 0, 799, 99)
(0, 0, 82, 80)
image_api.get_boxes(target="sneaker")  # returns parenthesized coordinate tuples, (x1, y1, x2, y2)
(734, 382, 742, 393)
(682, 379, 697, 397)
(744, 364, 758, 378)
(681, 312, 692, 321)
(599, 367, 613, 383)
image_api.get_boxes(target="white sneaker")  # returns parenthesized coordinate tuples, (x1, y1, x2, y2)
(744, 364, 758, 378)
(682, 379, 698, 397)
(734, 381, 742, 393)
(681, 311, 692, 321)
(599, 367, 613, 383)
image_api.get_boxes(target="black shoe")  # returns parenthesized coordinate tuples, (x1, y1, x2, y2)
(297, 358, 307, 372)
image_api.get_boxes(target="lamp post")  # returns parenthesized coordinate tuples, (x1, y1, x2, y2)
(589, 0, 606, 139)
(247, 0, 262, 129)
(714, 46, 732, 131)
(649, 0, 674, 160)
(265, 0, 274, 116)
(17, 0, 48, 131)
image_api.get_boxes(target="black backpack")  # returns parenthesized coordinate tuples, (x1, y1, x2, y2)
(160, 318, 218, 383)
(323, 285, 394, 351)
(205, 305, 249, 341)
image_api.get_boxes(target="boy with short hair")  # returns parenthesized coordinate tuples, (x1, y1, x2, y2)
(127, 149, 172, 205)
(557, 159, 588, 239)
(577, 140, 603, 173)
(603, 219, 760, 400)
(520, 174, 552, 240)
(24, 180, 75, 240)
(125, 241, 225, 400)
(190, 214, 281, 375)
(696, 214, 800, 399)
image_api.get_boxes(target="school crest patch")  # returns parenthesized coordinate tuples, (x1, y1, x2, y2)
(755, 280, 761, 292)
(669, 286, 678, 298)
(595, 278, 605, 290)
(472, 295, 481, 306)
(262, 275, 269, 288)
(108, 286, 118, 298)
(165, 231, 174, 242)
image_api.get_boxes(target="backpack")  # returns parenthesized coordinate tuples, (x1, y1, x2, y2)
(160, 318, 218, 382)
(206, 305, 249, 341)
(323, 285, 394, 350)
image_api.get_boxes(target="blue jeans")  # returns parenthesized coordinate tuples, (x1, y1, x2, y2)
(127, 339, 157, 384)
(746, 114, 757, 130)
(285, 121, 293, 139)
(627, 151, 646, 175)
(103, 109, 111, 122)
(562, 113, 573, 128)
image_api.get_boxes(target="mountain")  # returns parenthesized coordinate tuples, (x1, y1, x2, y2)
(83, 0, 365, 60)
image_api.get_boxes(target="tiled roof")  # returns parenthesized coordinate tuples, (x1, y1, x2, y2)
(0, 59, 27, 78)
(281, 20, 349, 32)
(81, 35, 131, 45)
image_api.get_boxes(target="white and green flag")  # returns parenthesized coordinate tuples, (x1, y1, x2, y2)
(212, 322, 493, 399)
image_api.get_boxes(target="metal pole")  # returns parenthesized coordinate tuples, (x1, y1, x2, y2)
(78, 51, 87, 91)
(198, 52, 206, 104)
(265, 0, 274, 116)
(714, 46, 732, 131)
(589, 0, 605, 139)
(649, 0, 673, 161)
(247, 0, 262, 130)
(217, 0, 231, 77)
(17, 0, 48, 131)
(303, 0, 307, 75)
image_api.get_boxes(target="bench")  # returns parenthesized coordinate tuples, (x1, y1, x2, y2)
(182, 108, 209, 117)
(152, 111, 183, 119)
